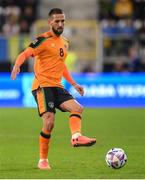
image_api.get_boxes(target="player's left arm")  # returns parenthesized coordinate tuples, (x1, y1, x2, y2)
(63, 64, 84, 96)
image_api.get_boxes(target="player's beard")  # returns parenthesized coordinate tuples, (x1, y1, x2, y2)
(52, 27, 63, 36)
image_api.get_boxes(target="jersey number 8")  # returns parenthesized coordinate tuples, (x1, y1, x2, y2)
(59, 48, 64, 57)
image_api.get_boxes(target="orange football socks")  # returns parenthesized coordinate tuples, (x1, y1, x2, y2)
(39, 130, 51, 160)
(69, 112, 82, 135)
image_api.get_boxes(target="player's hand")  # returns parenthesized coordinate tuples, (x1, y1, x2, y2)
(73, 83, 84, 96)
(11, 65, 20, 80)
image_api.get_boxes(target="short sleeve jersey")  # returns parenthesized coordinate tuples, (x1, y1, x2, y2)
(29, 31, 69, 90)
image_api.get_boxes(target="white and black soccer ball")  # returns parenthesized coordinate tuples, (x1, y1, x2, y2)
(105, 148, 127, 169)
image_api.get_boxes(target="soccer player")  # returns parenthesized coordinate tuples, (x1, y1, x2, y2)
(11, 8, 96, 170)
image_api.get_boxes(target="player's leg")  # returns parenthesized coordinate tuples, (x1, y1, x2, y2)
(32, 88, 55, 170)
(59, 99, 96, 147)
(38, 111, 55, 170)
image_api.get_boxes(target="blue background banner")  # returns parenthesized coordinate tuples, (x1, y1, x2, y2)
(0, 73, 145, 108)
(64, 73, 145, 107)
(0, 73, 23, 107)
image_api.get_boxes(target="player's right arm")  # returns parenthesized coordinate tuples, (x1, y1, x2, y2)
(11, 47, 34, 80)
(11, 35, 47, 80)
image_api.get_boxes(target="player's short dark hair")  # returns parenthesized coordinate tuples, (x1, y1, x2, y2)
(48, 8, 64, 17)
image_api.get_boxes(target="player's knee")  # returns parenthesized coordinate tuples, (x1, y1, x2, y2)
(79, 105, 84, 113)
(46, 120, 54, 132)
(73, 104, 84, 113)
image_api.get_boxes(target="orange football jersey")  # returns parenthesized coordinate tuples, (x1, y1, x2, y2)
(29, 31, 69, 90)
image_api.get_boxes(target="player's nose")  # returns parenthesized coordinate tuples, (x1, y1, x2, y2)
(58, 21, 63, 27)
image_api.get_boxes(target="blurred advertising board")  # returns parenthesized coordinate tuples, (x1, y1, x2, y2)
(0, 73, 23, 107)
(65, 73, 145, 108)
(0, 73, 145, 108)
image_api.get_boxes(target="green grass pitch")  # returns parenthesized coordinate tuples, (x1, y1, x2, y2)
(0, 108, 145, 179)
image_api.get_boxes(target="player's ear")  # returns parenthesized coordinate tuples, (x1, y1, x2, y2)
(48, 18, 51, 25)
(48, 16, 53, 25)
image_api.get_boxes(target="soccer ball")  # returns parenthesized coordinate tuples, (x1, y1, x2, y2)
(105, 148, 127, 169)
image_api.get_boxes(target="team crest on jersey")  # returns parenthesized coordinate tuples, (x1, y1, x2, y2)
(48, 102, 54, 109)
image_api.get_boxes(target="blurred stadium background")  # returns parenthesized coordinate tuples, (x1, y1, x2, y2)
(0, 0, 145, 107)
(0, 0, 145, 71)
